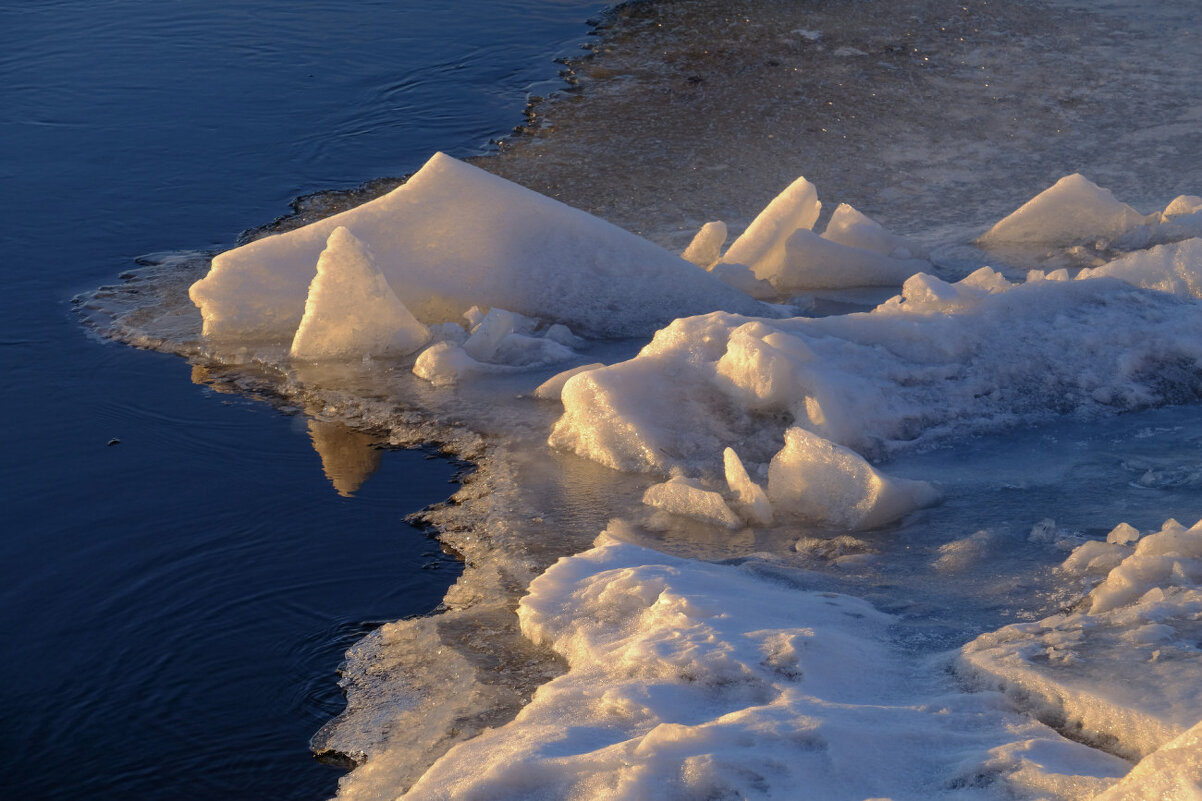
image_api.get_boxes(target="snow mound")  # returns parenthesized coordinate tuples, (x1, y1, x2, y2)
(980, 173, 1155, 248)
(551, 270, 1202, 483)
(290, 227, 429, 360)
(189, 152, 768, 342)
(382, 533, 1127, 801)
(961, 518, 1202, 762)
(1077, 237, 1202, 299)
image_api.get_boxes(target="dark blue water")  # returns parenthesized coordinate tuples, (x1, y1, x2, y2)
(0, 2, 600, 798)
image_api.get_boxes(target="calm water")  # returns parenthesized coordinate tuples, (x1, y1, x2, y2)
(0, 2, 600, 798)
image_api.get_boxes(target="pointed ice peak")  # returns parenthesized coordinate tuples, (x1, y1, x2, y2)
(289, 226, 430, 360)
(979, 173, 1154, 247)
(720, 175, 821, 279)
(681, 220, 728, 269)
(191, 151, 769, 342)
(822, 202, 928, 259)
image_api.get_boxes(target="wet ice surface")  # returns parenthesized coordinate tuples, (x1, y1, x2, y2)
(78, 0, 1202, 798)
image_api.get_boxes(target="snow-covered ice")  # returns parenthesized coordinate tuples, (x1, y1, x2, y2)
(84, 131, 1202, 797)
(190, 152, 769, 343)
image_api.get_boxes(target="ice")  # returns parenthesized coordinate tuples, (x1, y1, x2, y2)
(189, 152, 769, 343)
(461, 308, 519, 362)
(718, 175, 821, 280)
(382, 532, 1127, 800)
(533, 363, 606, 401)
(551, 268, 1202, 480)
(412, 342, 480, 387)
(641, 475, 741, 529)
(1077, 238, 1202, 299)
(979, 173, 1155, 248)
(822, 203, 928, 260)
(715, 178, 929, 292)
(1093, 720, 1202, 800)
(680, 221, 727, 269)
(766, 427, 938, 530)
(290, 227, 430, 360)
(961, 519, 1202, 762)
(722, 447, 772, 526)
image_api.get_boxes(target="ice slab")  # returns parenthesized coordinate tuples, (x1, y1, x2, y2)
(1077, 237, 1202, 298)
(961, 518, 1202, 762)
(979, 173, 1155, 248)
(290, 227, 429, 360)
(716, 178, 928, 292)
(766, 427, 938, 530)
(189, 152, 769, 342)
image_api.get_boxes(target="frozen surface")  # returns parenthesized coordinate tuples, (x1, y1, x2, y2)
(961, 519, 1202, 762)
(189, 152, 769, 342)
(375, 532, 1127, 801)
(74, 0, 1202, 797)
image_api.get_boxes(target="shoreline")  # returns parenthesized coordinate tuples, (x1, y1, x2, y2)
(73, 0, 1202, 797)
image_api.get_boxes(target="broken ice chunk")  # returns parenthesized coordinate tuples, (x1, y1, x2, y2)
(289, 227, 429, 360)
(462, 307, 518, 361)
(190, 152, 768, 342)
(642, 475, 742, 529)
(767, 228, 927, 291)
(534, 363, 605, 401)
(723, 447, 772, 525)
(1076, 238, 1202, 298)
(681, 220, 728, 269)
(719, 175, 821, 280)
(766, 427, 938, 530)
(979, 173, 1154, 248)
(821, 203, 928, 259)
(412, 341, 479, 386)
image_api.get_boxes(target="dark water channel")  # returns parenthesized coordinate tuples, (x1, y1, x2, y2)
(0, 2, 600, 798)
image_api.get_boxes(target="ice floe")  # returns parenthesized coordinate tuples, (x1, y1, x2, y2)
(189, 152, 768, 343)
(113, 163, 1202, 799)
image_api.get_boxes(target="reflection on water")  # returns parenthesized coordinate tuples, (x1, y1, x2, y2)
(308, 419, 382, 497)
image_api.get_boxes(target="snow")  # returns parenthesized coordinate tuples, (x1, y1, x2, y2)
(961, 518, 1202, 762)
(373, 532, 1128, 801)
(107, 154, 1202, 799)
(290, 227, 429, 360)
(189, 152, 769, 342)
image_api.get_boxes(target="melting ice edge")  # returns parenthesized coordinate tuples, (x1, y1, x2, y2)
(83, 152, 1202, 800)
